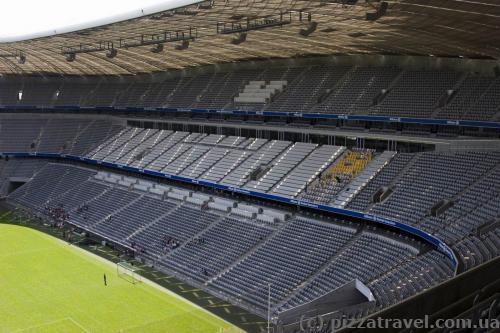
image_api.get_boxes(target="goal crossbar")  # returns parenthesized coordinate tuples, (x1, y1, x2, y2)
(116, 261, 141, 284)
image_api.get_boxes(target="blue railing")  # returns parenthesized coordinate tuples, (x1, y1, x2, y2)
(1, 105, 500, 129)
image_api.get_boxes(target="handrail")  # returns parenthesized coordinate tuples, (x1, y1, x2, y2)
(1, 105, 500, 129)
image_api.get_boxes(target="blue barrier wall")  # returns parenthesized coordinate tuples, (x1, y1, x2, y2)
(1, 105, 500, 129)
(1, 151, 459, 271)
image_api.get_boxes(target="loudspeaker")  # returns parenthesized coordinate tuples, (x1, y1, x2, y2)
(18, 54, 26, 64)
(66, 53, 76, 62)
(494, 66, 500, 77)
(175, 40, 190, 50)
(106, 48, 118, 58)
(366, 1, 388, 21)
(230, 33, 247, 45)
(299, 21, 318, 37)
(151, 43, 164, 53)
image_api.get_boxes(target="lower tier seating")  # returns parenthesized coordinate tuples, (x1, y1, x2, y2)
(6, 161, 455, 317)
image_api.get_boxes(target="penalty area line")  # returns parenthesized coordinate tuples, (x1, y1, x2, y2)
(67, 316, 92, 333)
(8, 317, 84, 333)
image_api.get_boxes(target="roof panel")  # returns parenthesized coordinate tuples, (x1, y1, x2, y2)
(1, 0, 499, 75)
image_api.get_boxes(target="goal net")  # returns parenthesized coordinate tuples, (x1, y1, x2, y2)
(116, 261, 141, 284)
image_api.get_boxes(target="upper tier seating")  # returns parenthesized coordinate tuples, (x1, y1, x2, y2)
(235, 80, 287, 104)
(198, 70, 261, 109)
(434, 76, 495, 120)
(313, 66, 401, 114)
(265, 66, 350, 112)
(0, 80, 23, 105)
(367, 70, 463, 118)
(4, 65, 500, 121)
(463, 78, 500, 121)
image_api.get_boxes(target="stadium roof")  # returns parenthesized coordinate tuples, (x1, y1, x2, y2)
(0, 0, 499, 76)
(0, 1, 200, 43)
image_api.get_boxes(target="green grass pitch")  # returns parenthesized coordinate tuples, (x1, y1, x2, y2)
(0, 223, 244, 333)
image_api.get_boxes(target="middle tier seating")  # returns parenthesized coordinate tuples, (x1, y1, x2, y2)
(300, 149, 374, 204)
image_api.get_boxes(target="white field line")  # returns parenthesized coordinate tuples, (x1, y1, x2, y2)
(50, 236, 243, 332)
(9, 317, 74, 333)
(67, 316, 92, 333)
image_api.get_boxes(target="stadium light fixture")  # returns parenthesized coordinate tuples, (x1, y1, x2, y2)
(0, 50, 26, 64)
(61, 27, 196, 59)
(217, 12, 292, 35)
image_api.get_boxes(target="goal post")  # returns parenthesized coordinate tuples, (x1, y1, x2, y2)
(116, 261, 141, 284)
